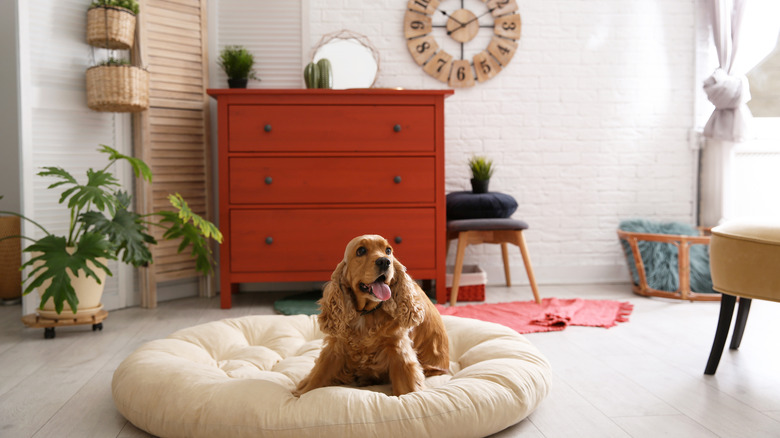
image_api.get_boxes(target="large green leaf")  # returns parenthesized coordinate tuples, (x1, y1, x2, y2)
(37, 167, 78, 190)
(40, 166, 119, 214)
(155, 194, 223, 275)
(98, 144, 152, 182)
(167, 194, 223, 242)
(80, 199, 156, 268)
(22, 233, 115, 314)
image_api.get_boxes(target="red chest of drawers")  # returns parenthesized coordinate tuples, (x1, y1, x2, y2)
(207, 89, 453, 308)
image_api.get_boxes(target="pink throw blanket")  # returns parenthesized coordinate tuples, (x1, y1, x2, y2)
(436, 298, 633, 334)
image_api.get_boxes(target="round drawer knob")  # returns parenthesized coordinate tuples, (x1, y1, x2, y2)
(395, 236, 402, 244)
(394, 176, 402, 184)
(393, 124, 402, 133)
(264, 124, 272, 132)
(265, 237, 274, 245)
(265, 176, 273, 185)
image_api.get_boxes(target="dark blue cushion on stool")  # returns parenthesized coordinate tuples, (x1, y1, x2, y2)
(448, 218, 529, 233)
(446, 191, 518, 221)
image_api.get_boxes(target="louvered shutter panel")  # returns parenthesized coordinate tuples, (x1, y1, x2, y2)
(134, 0, 213, 308)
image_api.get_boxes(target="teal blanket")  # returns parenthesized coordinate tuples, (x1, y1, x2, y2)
(618, 219, 715, 294)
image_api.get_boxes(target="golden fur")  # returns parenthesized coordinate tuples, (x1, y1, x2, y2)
(294, 235, 450, 396)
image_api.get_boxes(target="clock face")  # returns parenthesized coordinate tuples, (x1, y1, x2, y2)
(404, 0, 521, 88)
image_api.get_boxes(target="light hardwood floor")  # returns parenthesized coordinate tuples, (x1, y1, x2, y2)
(1, 283, 779, 438)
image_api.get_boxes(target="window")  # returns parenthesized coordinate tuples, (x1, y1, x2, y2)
(731, 0, 780, 218)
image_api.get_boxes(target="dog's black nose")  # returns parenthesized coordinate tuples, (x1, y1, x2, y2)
(376, 257, 390, 271)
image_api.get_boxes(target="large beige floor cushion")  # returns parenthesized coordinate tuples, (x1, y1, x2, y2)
(112, 314, 552, 438)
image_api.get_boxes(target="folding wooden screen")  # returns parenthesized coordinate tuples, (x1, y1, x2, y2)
(134, 0, 213, 307)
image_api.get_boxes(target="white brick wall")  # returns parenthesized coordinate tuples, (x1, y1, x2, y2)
(309, 0, 698, 286)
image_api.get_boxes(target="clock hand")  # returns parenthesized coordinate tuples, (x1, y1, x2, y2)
(439, 10, 466, 26)
(446, 9, 494, 35)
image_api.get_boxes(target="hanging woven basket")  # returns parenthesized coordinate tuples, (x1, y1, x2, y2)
(86, 64, 149, 113)
(87, 6, 136, 50)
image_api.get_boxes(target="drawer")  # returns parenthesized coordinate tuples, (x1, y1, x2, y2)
(229, 157, 435, 204)
(228, 105, 435, 152)
(230, 208, 435, 273)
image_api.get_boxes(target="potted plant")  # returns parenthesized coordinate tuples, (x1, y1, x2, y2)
(468, 155, 494, 193)
(218, 45, 259, 88)
(87, 0, 140, 50)
(0, 145, 222, 316)
(86, 57, 149, 113)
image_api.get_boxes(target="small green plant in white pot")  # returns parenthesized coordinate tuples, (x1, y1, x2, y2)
(0, 145, 222, 316)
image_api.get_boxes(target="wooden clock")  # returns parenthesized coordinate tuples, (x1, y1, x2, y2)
(404, 0, 521, 88)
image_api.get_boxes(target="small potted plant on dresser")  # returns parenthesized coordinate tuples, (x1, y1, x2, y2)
(87, 0, 140, 50)
(0, 145, 222, 323)
(218, 45, 259, 88)
(468, 155, 494, 194)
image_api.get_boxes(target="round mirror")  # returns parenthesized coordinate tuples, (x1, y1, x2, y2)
(312, 30, 380, 89)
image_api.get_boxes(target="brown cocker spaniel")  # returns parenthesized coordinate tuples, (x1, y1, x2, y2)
(295, 234, 450, 396)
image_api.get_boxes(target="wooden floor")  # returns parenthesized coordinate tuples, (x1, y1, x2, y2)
(1, 283, 779, 438)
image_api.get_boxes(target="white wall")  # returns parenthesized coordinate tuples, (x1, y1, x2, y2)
(0, 1, 20, 213)
(307, 0, 699, 286)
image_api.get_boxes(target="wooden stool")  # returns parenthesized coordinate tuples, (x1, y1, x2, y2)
(447, 218, 541, 306)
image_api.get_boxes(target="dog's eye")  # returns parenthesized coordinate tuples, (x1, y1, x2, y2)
(385, 247, 392, 255)
(356, 246, 367, 256)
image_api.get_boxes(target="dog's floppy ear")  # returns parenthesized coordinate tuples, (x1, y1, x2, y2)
(384, 258, 425, 328)
(317, 260, 357, 335)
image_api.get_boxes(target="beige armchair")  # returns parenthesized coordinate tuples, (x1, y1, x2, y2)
(704, 220, 780, 375)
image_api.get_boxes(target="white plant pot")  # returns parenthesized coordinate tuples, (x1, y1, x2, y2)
(33, 249, 107, 319)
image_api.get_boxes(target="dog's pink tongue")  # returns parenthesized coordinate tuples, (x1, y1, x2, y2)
(372, 281, 392, 301)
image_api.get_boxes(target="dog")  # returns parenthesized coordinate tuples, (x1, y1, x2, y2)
(294, 234, 450, 396)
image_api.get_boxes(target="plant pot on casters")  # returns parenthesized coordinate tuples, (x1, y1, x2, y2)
(33, 249, 107, 319)
(0, 146, 222, 339)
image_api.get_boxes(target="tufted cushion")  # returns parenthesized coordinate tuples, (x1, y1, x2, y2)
(446, 191, 518, 220)
(112, 314, 551, 438)
(710, 220, 780, 302)
(448, 218, 529, 233)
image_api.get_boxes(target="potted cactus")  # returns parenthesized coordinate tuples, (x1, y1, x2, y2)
(0, 145, 222, 316)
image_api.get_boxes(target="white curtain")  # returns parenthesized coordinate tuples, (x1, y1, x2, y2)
(699, 0, 752, 227)
(702, 0, 752, 142)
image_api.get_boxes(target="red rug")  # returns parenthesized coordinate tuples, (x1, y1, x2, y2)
(435, 298, 634, 334)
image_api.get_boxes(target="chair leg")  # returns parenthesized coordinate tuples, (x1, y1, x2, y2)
(704, 293, 737, 375)
(501, 242, 512, 287)
(450, 233, 469, 306)
(729, 297, 752, 350)
(516, 231, 541, 304)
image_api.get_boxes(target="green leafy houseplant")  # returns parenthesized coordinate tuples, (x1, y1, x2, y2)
(0, 145, 222, 314)
(468, 156, 494, 194)
(218, 45, 259, 88)
(90, 0, 139, 14)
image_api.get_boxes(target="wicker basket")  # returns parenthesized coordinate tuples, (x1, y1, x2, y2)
(86, 65, 149, 113)
(445, 265, 487, 302)
(617, 229, 719, 301)
(87, 6, 136, 50)
(0, 216, 22, 301)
